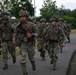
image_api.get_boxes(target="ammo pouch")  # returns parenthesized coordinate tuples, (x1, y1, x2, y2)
(2, 33, 12, 41)
(17, 34, 28, 43)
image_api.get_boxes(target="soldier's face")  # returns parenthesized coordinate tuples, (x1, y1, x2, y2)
(2, 19, 8, 24)
(59, 21, 63, 24)
(20, 16, 27, 23)
(51, 21, 56, 25)
(41, 21, 46, 25)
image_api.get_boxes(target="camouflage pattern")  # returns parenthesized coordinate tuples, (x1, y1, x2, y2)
(57, 19, 66, 53)
(64, 21, 71, 43)
(19, 10, 29, 17)
(44, 22, 65, 69)
(36, 20, 47, 60)
(40, 18, 46, 23)
(0, 22, 16, 68)
(14, 19, 36, 75)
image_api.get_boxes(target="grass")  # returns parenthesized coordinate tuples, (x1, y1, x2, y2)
(71, 29, 76, 34)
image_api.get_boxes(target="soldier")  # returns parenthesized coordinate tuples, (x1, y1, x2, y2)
(11, 16, 17, 29)
(36, 18, 47, 60)
(64, 21, 71, 43)
(13, 10, 36, 75)
(58, 18, 66, 53)
(44, 17, 65, 70)
(0, 14, 16, 69)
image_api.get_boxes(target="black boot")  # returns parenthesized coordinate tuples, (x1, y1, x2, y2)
(12, 56, 16, 64)
(3, 64, 8, 69)
(31, 61, 36, 71)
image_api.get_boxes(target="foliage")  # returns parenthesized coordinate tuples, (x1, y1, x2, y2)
(40, 0, 58, 21)
(39, 0, 76, 29)
(0, 0, 34, 18)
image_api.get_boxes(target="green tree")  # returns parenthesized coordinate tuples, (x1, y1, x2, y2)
(0, 0, 34, 18)
(71, 9, 76, 18)
(40, 0, 58, 21)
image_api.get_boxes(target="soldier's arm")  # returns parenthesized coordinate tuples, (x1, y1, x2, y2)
(36, 25, 41, 37)
(59, 27, 66, 42)
(68, 25, 71, 32)
(32, 23, 37, 36)
(0, 26, 3, 43)
(12, 27, 19, 45)
(43, 26, 49, 41)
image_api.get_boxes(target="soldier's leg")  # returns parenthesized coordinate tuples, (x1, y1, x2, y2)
(2, 42, 8, 69)
(37, 41, 43, 58)
(27, 46, 36, 71)
(8, 42, 16, 64)
(52, 43, 59, 70)
(20, 43, 28, 75)
(40, 49, 45, 60)
(60, 46, 63, 53)
(47, 44, 53, 64)
(67, 34, 70, 43)
(52, 54, 58, 70)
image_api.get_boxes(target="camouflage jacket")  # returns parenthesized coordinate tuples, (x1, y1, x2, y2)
(0, 22, 14, 42)
(14, 21, 36, 44)
(44, 24, 65, 42)
(36, 23, 47, 39)
(64, 24, 71, 33)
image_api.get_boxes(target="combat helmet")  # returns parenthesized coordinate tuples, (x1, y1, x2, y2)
(50, 16, 57, 22)
(1, 15, 9, 20)
(0, 11, 10, 20)
(19, 10, 29, 17)
(58, 18, 64, 22)
(64, 20, 67, 23)
(40, 18, 46, 23)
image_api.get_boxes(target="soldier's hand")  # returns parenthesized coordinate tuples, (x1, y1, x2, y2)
(12, 40, 18, 46)
(61, 43, 65, 47)
(26, 33, 32, 38)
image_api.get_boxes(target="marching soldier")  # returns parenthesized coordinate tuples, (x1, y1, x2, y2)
(0, 14, 16, 69)
(58, 18, 66, 53)
(13, 10, 36, 75)
(36, 18, 47, 60)
(44, 17, 65, 70)
(11, 16, 17, 29)
(64, 21, 71, 43)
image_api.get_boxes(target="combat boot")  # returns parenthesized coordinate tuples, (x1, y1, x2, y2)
(53, 62, 56, 70)
(50, 59, 53, 64)
(52, 55, 58, 70)
(3, 64, 8, 69)
(12, 56, 16, 64)
(23, 73, 28, 75)
(42, 57, 45, 60)
(50, 55, 53, 64)
(60, 47, 63, 53)
(31, 61, 36, 71)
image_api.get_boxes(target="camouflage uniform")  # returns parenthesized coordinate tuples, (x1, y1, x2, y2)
(0, 15, 16, 69)
(58, 18, 66, 53)
(44, 17, 65, 70)
(13, 10, 36, 75)
(36, 18, 47, 60)
(64, 21, 71, 43)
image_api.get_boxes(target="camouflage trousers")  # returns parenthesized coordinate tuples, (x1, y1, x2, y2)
(47, 41, 59, 62)
(59, 40, 64, 53)
(37, 39, 46, 58)
(2, 41, 16, 65)
(20, 42, 35, 75)
(65, 32, 70, 42)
